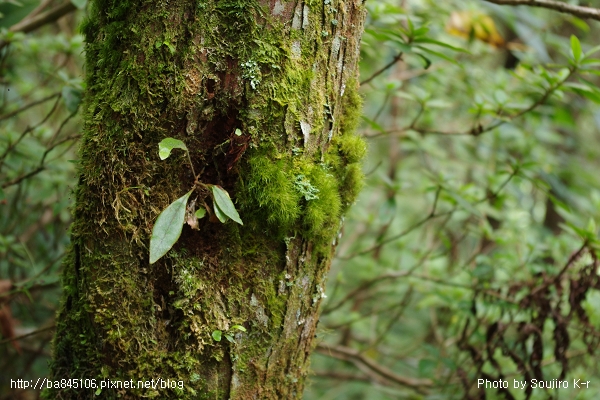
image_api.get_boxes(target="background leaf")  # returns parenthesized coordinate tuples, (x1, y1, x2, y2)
(571, 35, 582, 62)
(62, 86, 82, 113)
(71, 0, 87, 9)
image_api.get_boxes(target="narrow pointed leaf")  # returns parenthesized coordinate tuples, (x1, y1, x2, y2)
(212, 185, 243, 225)
(150, 190, 193, 264)
(158, 138, 188, 160)
(571, 35, 582, 63)
(231, 325, 247, 332)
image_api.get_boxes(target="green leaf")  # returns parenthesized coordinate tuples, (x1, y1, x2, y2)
(231, 324, 247, 332)
(158, 138, 188, 160)
(412, 37, 469, 53)
(587, 218, 597, 235)
(416, 46, 459, 65)
(224, 333, 235, 343)
(195, 208, 206, 219)
(213, 201, 229, 223)
(163, 41, 176, 54)
(571, 35, 582, 63)
(212, 330, 222, 342)
(149, 190, 193, 264)
(413, 52, 432, 69)
(211, 185, 243, 225)
(71, 0, 87, 9)
(447, 191, 481, 217)
(585, 45, 600, 58)
(62, 86, 82, 113)
(418, 359, 437, 378)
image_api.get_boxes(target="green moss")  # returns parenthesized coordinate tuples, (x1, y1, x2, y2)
(302, 166, 341, 238)
(341, 163, 365, 206)
(340, 78, 363, 136)
(242, 152, 301, 232)
(338, 134, 367, 164)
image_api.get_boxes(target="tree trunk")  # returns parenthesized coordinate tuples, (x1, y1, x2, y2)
(46, 0, 366, 398)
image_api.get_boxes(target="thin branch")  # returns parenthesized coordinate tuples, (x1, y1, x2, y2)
(0, 94, 62, 170)
(316, 343, 433, 392)
(365, 287, 413, 352)
(312, 371, 371, 383)
(0, 325, 54, 346)
(0, 92, 60, 123)
(360, 52, 404, 86)
(483, 0, 600, 21)
(527, 241, 588, 298)
(367, 66, 577, 139)
(338, 187, 449, 260)
(324, 248, 435, 315)
(29, 0, 55, 19)
(0, 1, 78, 50)
(1, 132, 80, 189)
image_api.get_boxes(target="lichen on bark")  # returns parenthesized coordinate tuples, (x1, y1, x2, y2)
(46, 0, 367, 399)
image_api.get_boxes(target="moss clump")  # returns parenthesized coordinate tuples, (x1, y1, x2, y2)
(341, 163, 365, 206)
(340, 78, 363, 135)
(241, 152, 302, 233)
(302, 165, 341, 238)
(338, 134, 367, 164)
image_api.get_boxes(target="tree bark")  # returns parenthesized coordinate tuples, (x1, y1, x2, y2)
(46, 0, 366, 398)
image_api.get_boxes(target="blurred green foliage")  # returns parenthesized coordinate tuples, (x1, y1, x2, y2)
(307, 1, 600, 399)
(2, 0, 600, 399)
(0, 0, 82, 395)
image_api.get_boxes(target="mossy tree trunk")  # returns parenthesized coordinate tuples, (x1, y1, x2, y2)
(47, 0, 366, 398)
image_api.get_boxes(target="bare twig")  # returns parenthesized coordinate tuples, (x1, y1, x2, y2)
(361, 52, 404, 85)
(527, 241, 588, 298)
(338, 188, 449, 260)
(365, 287, 413, 351)
(29, 0, 55, 19)
(0, 94, 62, 170)
(0, 325, 54, 346)
(0, 93, 60, 123)
(367, 66, 577, 139)
(483, 0, 600, 21)
(312, 371, 371, 382)
(1, 131, 80, 189)
(316, 343, 433, 392)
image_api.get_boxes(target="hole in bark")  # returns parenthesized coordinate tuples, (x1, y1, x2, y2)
(206, 79, 216, 99)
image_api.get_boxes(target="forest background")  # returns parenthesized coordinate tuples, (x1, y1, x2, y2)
(2, 0, 600, 399)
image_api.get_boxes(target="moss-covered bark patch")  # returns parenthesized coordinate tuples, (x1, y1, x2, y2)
(47, 1, 366, 399)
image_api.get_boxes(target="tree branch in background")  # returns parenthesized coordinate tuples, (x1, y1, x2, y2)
(0, 324, 54, 346)
(0, 1, 77, 50)
(1, 132, 80, 189)
(0, 92, 60, 123)
(367, 65, 577, 138)
(360, 52, 404, 85)
(316, 343, 433, 392)
(0, 94, 62, 171)
(483, 0, 600, 21)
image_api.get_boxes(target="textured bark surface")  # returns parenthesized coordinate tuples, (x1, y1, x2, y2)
(47, 0, 366, 398)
